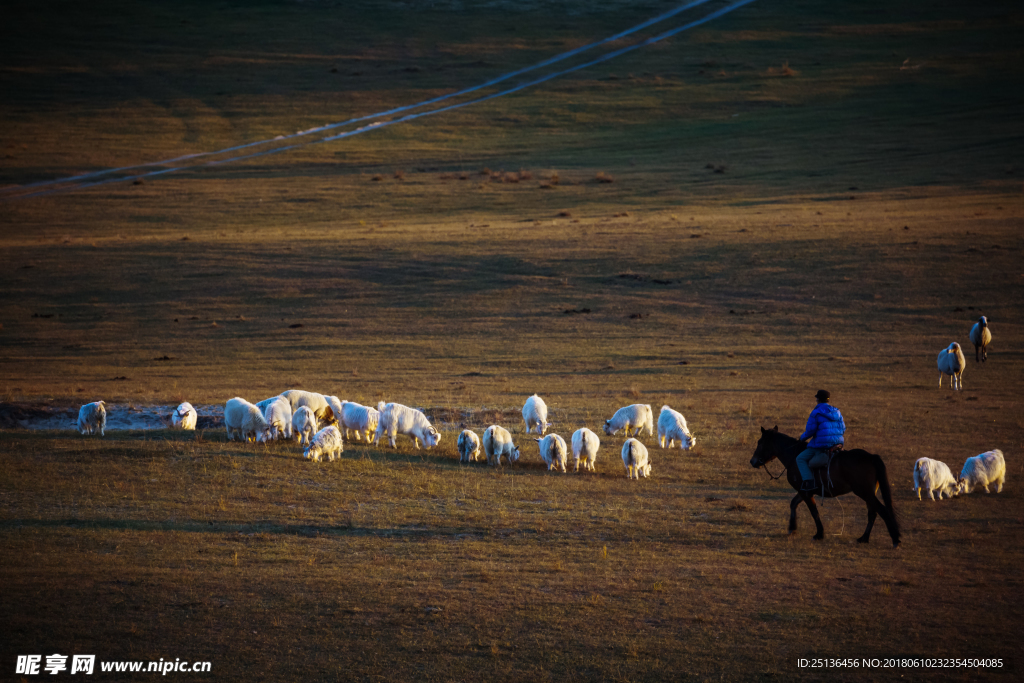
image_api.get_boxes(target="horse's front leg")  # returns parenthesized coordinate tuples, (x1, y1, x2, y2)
(802, 493, 825, 540)
(788, 494, 802, 534)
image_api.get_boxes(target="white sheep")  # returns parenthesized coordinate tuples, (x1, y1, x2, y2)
(304, 425, 344, 462)
(171, 402, 197, 430)
(457, 429, 481, 463)
(571, 427, 600, 472)
(536, 433, 568, 472)
(657, 405, 695, 450)
(912, 457, 962, 500)
(279, 389, 338, 426)
(262, 396, 293, 441)
(337, 401, 379, 442)
(522, 394, 551, 435)
(603, 404, 654, 438)
(373, 402, 441, 449)
(77, 401, 106, 436)
(292, 406, 318, 447)
(482, 425, 520, 467)
(969, 316, 992, 363)
(959, 449, 1006, 494)
(621, 438, 651, 480)
(224, 397, 272, 443)
(937, 342, 966, 390)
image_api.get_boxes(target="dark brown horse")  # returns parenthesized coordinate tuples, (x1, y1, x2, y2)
(750, 426, 901, 548)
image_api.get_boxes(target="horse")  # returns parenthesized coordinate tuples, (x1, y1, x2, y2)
(750, 426, 901, 548)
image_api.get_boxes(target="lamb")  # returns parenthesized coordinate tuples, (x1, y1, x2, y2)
(457, 429, 481, 463)
(482, 425, 520, 467)
(536, 433, 568, 472)
(657, 405, 696, 450)
(171, 402, 197, 430)
(373, 402, 441, 449)
(304, 425, 344, 462)
(959, 449, 1006, 494)
(912, 457, 962, 500)
(262, 396, 292, 441)
(337, 401, 379, 442)
(224, 397, 272, 443)
(621, 438, 651, 480)
(571, 427, 600, 472)
(77, 401, 106, 436)
(522, 394, 551, 435)
(969, 316, 992, 363)
(292, 406, 318, 446)
(603, 404, 654, 438)
(278, 389, 338, 426)
(937, 342, 966, 390)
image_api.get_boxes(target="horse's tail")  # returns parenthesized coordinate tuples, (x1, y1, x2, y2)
(871, 452, 901, 539)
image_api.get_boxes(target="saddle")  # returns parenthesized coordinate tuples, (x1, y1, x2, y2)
(808, 444, 844, 470)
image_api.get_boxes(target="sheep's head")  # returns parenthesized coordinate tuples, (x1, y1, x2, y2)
(423, 426, 441, 448)
(602, 420, 615, 436)
(304, 445, 320, 461)
(979, 316, 987, 327)
(509, 445, 521, 463)
(950, 479, 965, 496)
(683, 432, 696, 450)
(956, 477, 971, 495)
(640, 463, 652, 478)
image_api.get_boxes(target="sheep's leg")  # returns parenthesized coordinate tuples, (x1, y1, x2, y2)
(938, 373, 943, 388)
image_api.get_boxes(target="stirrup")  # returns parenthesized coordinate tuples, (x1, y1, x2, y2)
(800, 479, 817, 492)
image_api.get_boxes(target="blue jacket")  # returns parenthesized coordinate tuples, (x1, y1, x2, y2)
(799, 403, 845, 448)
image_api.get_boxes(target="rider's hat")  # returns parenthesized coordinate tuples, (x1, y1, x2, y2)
(814, 389, 831, 402)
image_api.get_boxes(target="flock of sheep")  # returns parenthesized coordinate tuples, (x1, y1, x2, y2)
(75, 391, 695, 479)
(72, 314, 1005, 489)
(924, 314, 1006, 499)
(937, 315, 992, 390)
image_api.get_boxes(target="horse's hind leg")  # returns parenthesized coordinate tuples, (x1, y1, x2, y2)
(789, 494, 802, 534)
(858, 504, 878, 543)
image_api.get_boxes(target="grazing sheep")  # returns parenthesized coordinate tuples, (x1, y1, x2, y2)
(912, 457, 962, 500)
(522, 394, 552, 435)
(171, 402, 197, 430)
(969, 316, 992, 362)
(571, 427, 600, 472)
(457, 429, 481, 463)
(621, 438, 651, 480)
(657, 405, 696, 450)
(603, 404, 654, 438)
(292, 405, 315, 448)
(374, 402, 441, 449)
(937, 342, 966, 390)
(262, 396, 293, 441)
(536, 433, 568, 472)
(304, 425, 344, 462)
(279, 389, 338, 426)
(224, 397, 271, 443)
(483, 425, 520, 467)
(337, 401, 379, 442)
(292, 406, 318, 446)
(959, 449, 1006, 494)
(77, 401, 106, 436)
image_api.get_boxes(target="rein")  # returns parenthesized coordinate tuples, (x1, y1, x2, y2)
(761, 461, 787, 480)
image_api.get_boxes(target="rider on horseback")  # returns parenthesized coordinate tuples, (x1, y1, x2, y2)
(797, 389, 846, 492)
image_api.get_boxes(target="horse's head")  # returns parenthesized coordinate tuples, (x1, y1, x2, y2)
(750, 425, 780, 468)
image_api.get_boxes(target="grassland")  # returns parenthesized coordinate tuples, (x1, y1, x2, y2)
(1, 0, 1023, 680)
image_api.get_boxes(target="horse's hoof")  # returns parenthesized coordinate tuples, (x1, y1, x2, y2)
(856, 536, 869, 544)
(892, 540, 901, 550)
(812, 534, 824, 541)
